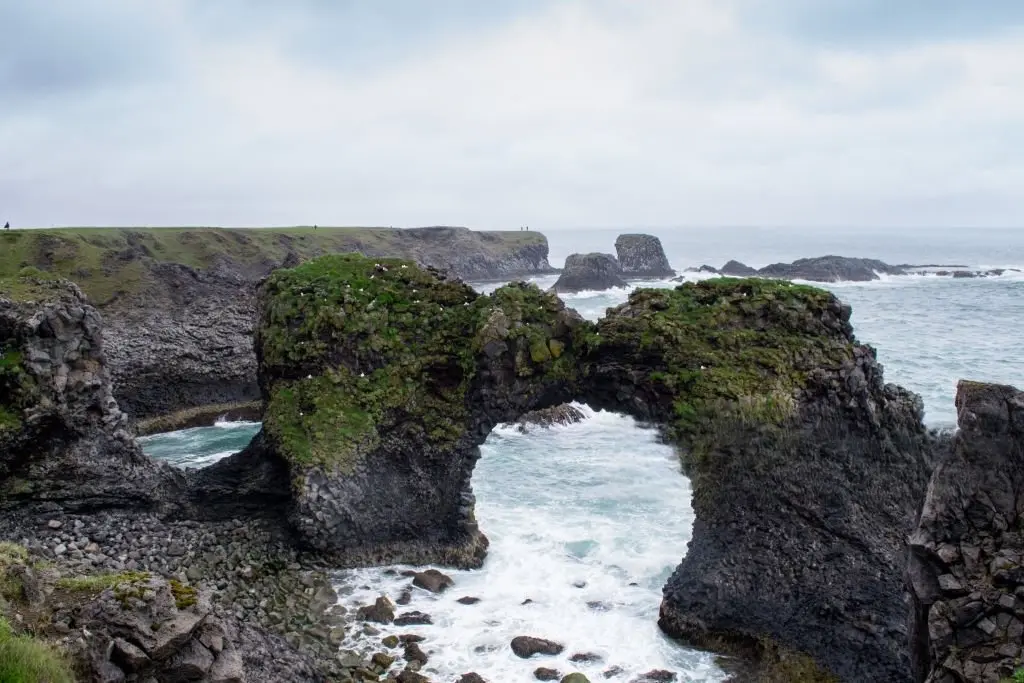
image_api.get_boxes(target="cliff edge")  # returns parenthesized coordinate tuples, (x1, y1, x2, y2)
(907, 381, 1024, 683)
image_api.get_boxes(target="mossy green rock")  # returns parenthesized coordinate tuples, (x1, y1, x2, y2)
(245, 255, 931, 681)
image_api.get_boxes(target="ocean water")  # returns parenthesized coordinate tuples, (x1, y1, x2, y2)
(140, 226, 1024, 682)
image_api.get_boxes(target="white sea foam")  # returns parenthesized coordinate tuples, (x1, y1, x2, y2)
(334, 408, 724, 682)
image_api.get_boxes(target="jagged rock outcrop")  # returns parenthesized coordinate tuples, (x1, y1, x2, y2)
(242, 257, 936, 679)
(74, 574, 326, 682)
(614, 234, 675, 278)
(552, 253, 627, 293)
(586, 283, 935, 682)
(758, 255, 906, 282)
(508, 404, 587, 432)
(0, 274, 182, 511)
(906, 381, 1024, 683)
(719, 260, 757, 277)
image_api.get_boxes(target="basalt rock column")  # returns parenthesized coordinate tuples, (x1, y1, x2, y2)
(907, 381, 1024, 683)
(552, 253, 627, 293)
(614, 234, 675, 278)
(0, 274, 181, 512)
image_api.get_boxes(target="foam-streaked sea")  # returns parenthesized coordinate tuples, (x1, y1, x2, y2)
(141, 227, 1024, 682)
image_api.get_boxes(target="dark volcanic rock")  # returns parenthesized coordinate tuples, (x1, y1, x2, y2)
(75, 574, 326, 683)
(511, 636, 565, 658)
(614, 234, 675, 278)
(552, 253, 628, 293)
(757, 255, 906, 282)
(509, 403, 587, 432)
(906, 381, 1024, 683)
(535, 667, 561, 681)
(237, 257, 941, 678)
(719, 259, 757, 277)
(411, 568, 454, 593)
(0, 276, 182, 511)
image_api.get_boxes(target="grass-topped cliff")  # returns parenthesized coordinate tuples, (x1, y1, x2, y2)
(0, 227, 551, 306)
(587, 278, 857, 462)
(258, 254, 578, 473)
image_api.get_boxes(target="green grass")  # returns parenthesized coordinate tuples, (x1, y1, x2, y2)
(55, 571, 150, 594)
(0, 227, 546, 306)
(0, 618, 73, 683)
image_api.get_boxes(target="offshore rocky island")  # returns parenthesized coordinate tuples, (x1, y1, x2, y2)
(0, 227, 1022, 683)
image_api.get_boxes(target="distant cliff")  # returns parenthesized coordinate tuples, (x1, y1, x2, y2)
(0, 227, 554, 420)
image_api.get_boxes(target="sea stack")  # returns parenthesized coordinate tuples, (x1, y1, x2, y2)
(906, 380, 1024, 683)
(614, 234, 676, 278)
(551, 253, 627, 293)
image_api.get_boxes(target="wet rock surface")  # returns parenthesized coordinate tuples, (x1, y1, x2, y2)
(614, 234, 675, 278)
(509, 403, 587, 432)
(552, 253, 627, 293)
(907, 381, 1024, 683)
(512, 636, 566, 658)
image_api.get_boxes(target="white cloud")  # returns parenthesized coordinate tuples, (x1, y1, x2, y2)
(2, 0, 1023, 228)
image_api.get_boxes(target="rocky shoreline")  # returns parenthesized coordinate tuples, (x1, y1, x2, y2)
(3, 256, 1023, 682)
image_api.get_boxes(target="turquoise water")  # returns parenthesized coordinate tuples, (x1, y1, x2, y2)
(141, 226, 1024, 681)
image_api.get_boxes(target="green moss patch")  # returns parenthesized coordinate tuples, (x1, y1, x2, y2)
(55, 571, 150, 594)
(590, 278, 853, 461)
(259, 255, 578, 471)
(0, 344, 36, 438)
(169, 579, 198, 610)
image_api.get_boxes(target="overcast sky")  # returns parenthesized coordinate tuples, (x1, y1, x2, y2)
(2, 1, 1022, 229)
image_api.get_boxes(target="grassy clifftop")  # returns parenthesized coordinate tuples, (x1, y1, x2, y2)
(0, 227, 549, 305)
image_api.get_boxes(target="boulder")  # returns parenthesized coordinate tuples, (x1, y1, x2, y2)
(906, 381, 1024, 683)
(357, 597, 396, 624)
(74, 574, 325, 682)
(757, 255, 906, 282)
(411, 568, 453, 593)
(535, 668, 561, 681)
(511, 636, 565, 658)
(719, 260, 757, 277)
(552, 253, 627, 293)
(614, 234, 675, 278)
(509, 403, 587, 432)
(458, 674, 487, 683)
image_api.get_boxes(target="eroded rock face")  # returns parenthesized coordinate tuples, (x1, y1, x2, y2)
(906, 381, 1024, 683)
(246, 258, 936, 679)
(230, 255, 587, 566)
(74, 575, 325, 683)
(614, 234, 675, 278)
(587, 283, 936, 683)
(0, 275, 181, 511)
(552, 253, 627, 293)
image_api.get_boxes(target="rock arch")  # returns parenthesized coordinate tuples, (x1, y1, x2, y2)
(1, 259, 940, 682)
(189, 254, 934, 681)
